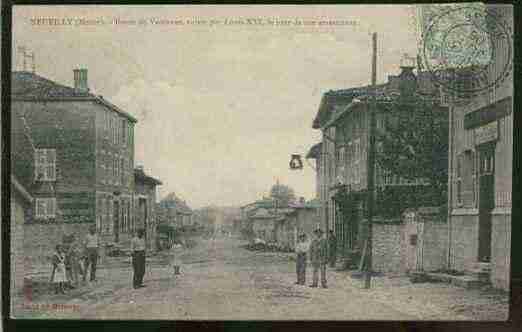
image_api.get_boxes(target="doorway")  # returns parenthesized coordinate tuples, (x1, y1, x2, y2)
(478, 143, 495, 262)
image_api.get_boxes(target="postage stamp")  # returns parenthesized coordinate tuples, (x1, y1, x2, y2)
(421, 4, 512, 98)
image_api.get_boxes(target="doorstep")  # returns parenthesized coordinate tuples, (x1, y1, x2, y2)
(424, 272, 485, 289)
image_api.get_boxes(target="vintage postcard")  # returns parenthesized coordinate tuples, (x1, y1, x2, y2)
(9, 3, 513, 320)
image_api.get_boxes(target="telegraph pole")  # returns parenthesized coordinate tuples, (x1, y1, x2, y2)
(364, 32, 377, 289)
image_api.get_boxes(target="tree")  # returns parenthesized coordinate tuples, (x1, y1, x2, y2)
(376, 95, 449, 206)
(270, 183, 296, 207)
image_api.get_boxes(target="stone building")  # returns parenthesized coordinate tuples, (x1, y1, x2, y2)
(446, 5, 513, 290)
(11, 69, 137, 260)
(310, 63, 448, 268)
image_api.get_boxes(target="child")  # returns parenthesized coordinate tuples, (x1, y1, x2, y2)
(50, 244, 67, 294)
(170, 242, 183, 275)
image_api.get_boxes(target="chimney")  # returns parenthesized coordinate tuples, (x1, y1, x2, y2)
(398, 53, 417, 98)
(73, 68, 89, 93)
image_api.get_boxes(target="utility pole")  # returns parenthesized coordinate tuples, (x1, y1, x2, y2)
(364, 32, 377, 289)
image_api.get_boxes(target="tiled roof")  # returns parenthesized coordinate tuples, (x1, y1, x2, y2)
(11, 71, 138, 123)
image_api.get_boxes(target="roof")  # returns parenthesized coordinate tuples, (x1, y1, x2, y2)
(159, 192, 192, 214)
(305, 142, 322, 159)
(289, 199, 320, 209)
(11, 175, 33, 203)
(11, 71, 138, 123)
(134, 168, 162, 186)
(312, 84, 387, 129)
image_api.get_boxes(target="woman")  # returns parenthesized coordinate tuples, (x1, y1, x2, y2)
(50, 244, 67, 294)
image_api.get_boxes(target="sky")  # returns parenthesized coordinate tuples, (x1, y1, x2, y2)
(13, 5, 420, 208)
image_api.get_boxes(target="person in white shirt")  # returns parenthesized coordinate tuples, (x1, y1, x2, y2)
(84, 225, 99, 282)
(131, 229, 146, 289)
(295, 233, 309, 285)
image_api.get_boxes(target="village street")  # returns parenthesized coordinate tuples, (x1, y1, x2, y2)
(15, 236, 508, 320)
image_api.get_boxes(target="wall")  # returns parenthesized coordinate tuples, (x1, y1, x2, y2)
(449, 211, 479, 272)
(372, 223, 403, 273)
(252, 219, 276, 242)
(11, 193, 26, 302)
(372, 210, 448, 274)
(490, 211, 510, 290)
(12, 100, 97, 224)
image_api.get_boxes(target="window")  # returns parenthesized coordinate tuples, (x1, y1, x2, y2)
(97, 198, 104, 232)
(120, 157, 125, 185)
(35, 198, 56, 219)
(35, 149, 56, 181)
(114, 157, 118, 183)
(456, 154, 463, 206)
(470, 151, 477, 205)
(121, 120, 127, 145)
(354, 139, 361, 184)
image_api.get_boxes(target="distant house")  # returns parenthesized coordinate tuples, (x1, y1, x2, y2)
(157, 192, 194, 229)
(134, 166, 162, 250)
(11, 69, 138, 264)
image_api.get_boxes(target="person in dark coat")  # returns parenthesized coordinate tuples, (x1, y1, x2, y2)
(309, 228, 328, 288)
(328, 230, 337, 268)
(294, 234, 309, 285)
(131, 229, 146, 289)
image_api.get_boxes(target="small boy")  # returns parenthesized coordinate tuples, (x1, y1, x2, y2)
(50, 244, 67, 294)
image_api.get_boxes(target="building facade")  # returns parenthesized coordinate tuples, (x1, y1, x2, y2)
(310, 65, 448, 268)
(446, 5, 513, 291)
(11, 69, 137, 249)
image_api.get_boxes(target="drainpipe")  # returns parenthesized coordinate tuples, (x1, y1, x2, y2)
(447, 100, 454, 270)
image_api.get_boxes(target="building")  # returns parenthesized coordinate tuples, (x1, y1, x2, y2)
(134, 166, 162, 250)
(11, 69, 137, 259)
(10, 176, 33, 304)
(310, 63, 448, 268)
(157, 192, 194, 229)
(446, 5, 513, 290)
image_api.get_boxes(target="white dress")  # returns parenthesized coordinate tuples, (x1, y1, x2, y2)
(170, 244, 183, 267)
(52, 252, 67, 283)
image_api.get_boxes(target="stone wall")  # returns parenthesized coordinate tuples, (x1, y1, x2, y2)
(372, 209, 448, 274)
(490, 210, 511, 290)
(372, 223, 403, 273)
(449, 210, 479, 272)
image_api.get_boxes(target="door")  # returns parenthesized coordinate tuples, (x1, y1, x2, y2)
(478, 143, 495, 262)
(113, 201, 120, 243)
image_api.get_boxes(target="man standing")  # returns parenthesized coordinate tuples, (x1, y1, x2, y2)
(294, 234, 309, 285)
(84, 225, 99, 282)
(131, 229, 146, 289)
(328, 230, 337, 268)
(309, 228, 328, 288)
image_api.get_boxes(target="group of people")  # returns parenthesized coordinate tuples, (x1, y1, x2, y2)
(50, 225, 100, 294)
(295, 228, 337, 289)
